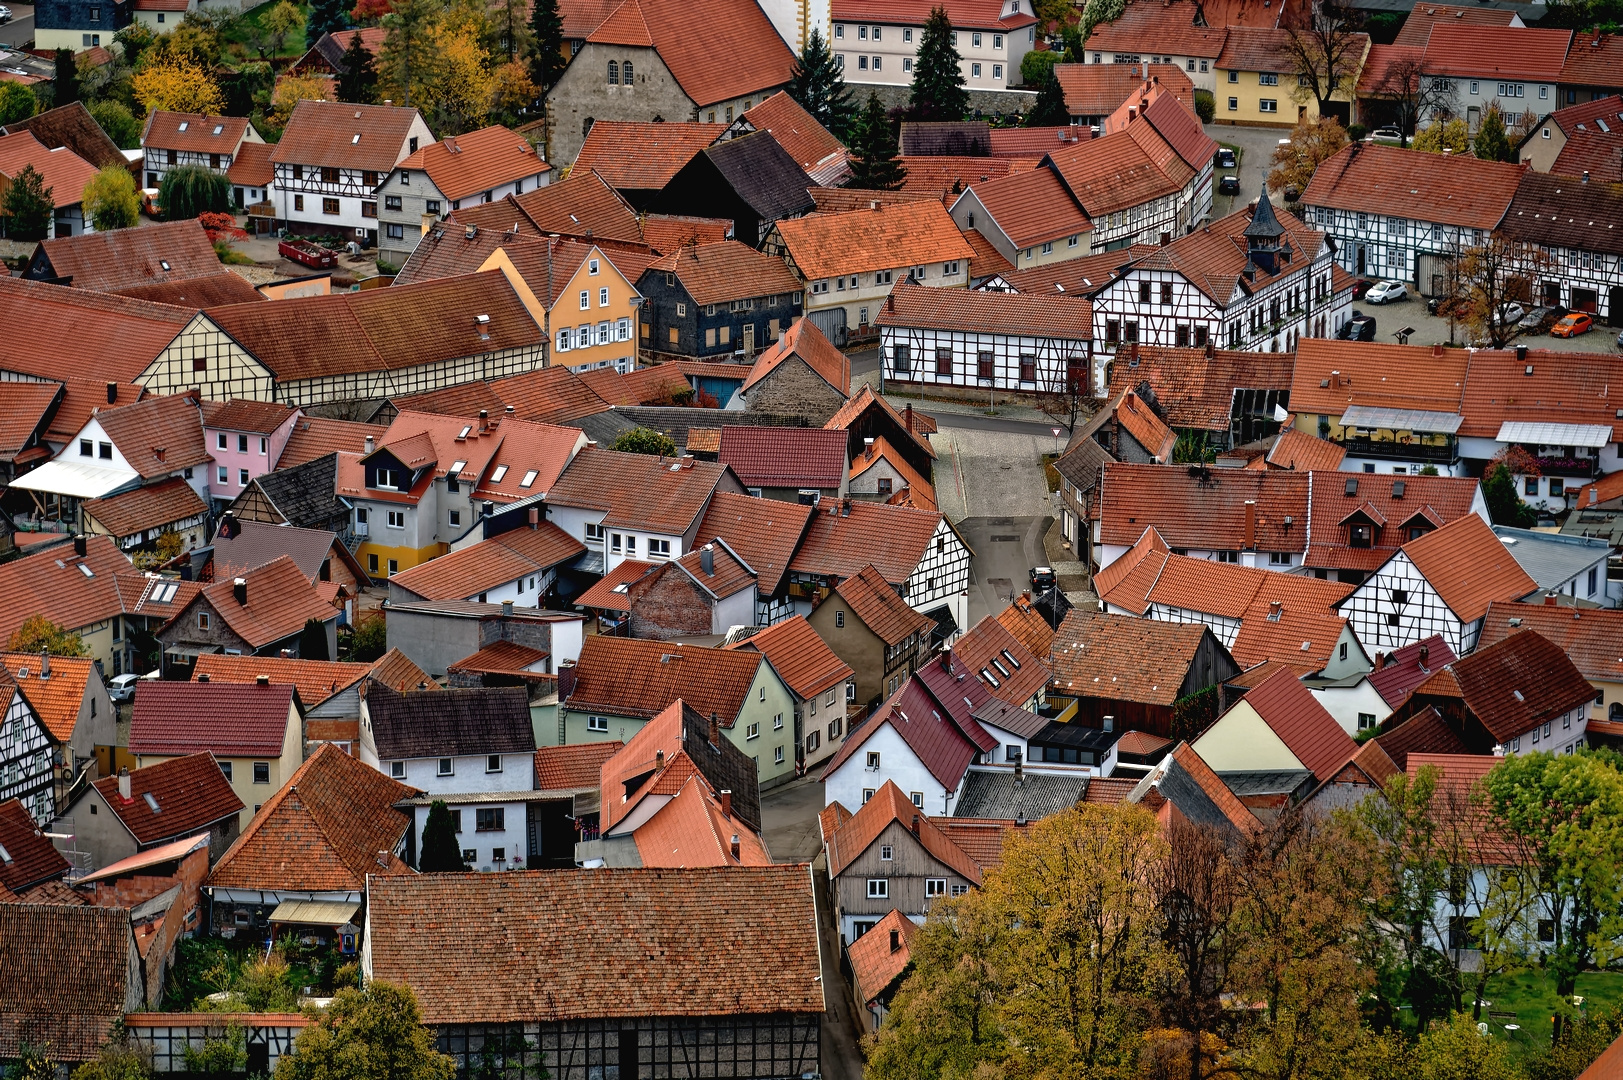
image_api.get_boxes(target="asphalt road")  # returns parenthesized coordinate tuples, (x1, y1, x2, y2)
(958, 514, 1051, 625)
(0, 6, 34, 49)
(1208, 121, 1289, 214)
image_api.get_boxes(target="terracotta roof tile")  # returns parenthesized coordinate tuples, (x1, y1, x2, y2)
(775, 201, 974, 281)
(898, 155, 1040, 203)
(2, 101, 125, 169)
(533, 740, 622, 789)
(368, 648, 437, 693)
(1422, 24, 1569, 80)
(139, 110, 252, 154)
(91, 753, 243, 846)
(1447, 629, 1595, 744)
(951, 614, 1049, 707)
(203, 399, 297, 436)
(743, 316, 849, 395)
(1234, 668, 1357, 781)
(191, 653, 371, 707)
(391, 522, 583, 601)
(1053, 62, 1195, 119)
(645, 241, 804, 305)
(82, 477, 207, 540)
(1051, 608, 1222, 707)
(1303, 471, 1482, 573)
(0, 131, 100, 210)
(1545, 96, 1623, 185)
(631, 773, 773, 867)
(1393, 3, 1519, 47)
(1082, 776, 1140, 803)
(0, 903, 137, 1061)
(95, 391, 211, 477)
(1113, 201, 1326, 307)
(177, 554, 336, 650)
(130, 681, 295, 757)
(825, 780, 981, 881)
(587, 0, 794, 107)
(547, 446, 735, 533)
(269, 99, 423, 173)
(0, 535, 135, 646)
(961, 165, 1092, 248)
(1376, 706, 1468, 769)
(831, 0, 1034, 27)
(564, 635, 765, 723)
(574, 121, 723, 190)
(576, 558, 658, 611)
(394, 124, 549, 202)
(278, 418, 380, 467)
(790, 499, 945, 588)
(599, 699, 762, 831)
(1108, 344, 1294, 433)
(1478, 602, 1623, 686)
(996, 594, 1056, 658)
(207, 743, 416, 891)
(1043, 128, 1184, 216)
(807, 185, 941, 213)
(1458, 344, 1623, 438)
(365, 864, 822, 1023)
(0, 798, 70, 892)
(716, 426, 847, 490)
(961, 226, 1014, 280)
(831, 565, 935, 645)
(1397, 514, 1538, 623)
(1267, 427, 1346, 471)
(1084, 4, 1228, 57)
(825, 385, 936, 461)
(636, 539, 756, 601)
(1301, 143, 1523, 231)
(445, 640, 551, 682)
(0, 653, 96, 744)
(731, 614, 851, 699)
(847, 907, 917, 1005)
(823, 679, 980, 787)
(226, 140, 275, 187)
(36, 219, 220, 293)
(1097, 462, 1309, 552)
(692, 490, 814, 595)
(0, 382, 60, 463)
(1228, 576, 1356, 671)
(639, 213, 733, 252)
(848, 436, 936, 507)
(1156, 741, 1260, 833)
(1366, 634, 1455, 705)
(1500, 172, 1623, 259)
(877, 278, 1092, 339)
(933, 817, 1030, 870)
(742, 93, 846, 178)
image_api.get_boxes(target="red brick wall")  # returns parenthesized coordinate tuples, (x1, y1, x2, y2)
(625, 569, 713, 641)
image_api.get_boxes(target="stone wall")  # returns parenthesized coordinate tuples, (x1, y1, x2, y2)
(743, 356, 849, 424)
(845, 82, 1038, 120)
(546, 44, 696, 166)
(625, 569, 712, 640)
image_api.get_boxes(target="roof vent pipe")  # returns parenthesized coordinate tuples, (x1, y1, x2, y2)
(118, 767, 131, 801)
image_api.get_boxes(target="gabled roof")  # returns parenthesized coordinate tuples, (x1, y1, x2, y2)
(631, 772, 773, 867)
(1448, 629, 1595, 744)
(1394, 3, 1520, 47)
(848, 908, 918, 1007)
(364, 865, 822, 1023)
(830, 565, 935, 645)
(1394, 514, 1538, 624)
(226, 140, 275, 187)
(717, 426, 847, 490)
(1111, 201, 1328, 307)
(830, 0, 1034, 28)
(1492, 527, 1611, 591)
(1, 101, 125, 169)
(457, 169, 645, 244)
(1053, 62, 1196, 117)
(825, 780, 982, 882)
(365, 683, 534, 759)
(692, 490, 814, 596)
(369, 648, 437, 693)
(0, 534, 136, 645)
(1300, 143, 1524, 231)
(825, 384, 936, 460)
(175, 554, 336, 650)
(388, 522, 584, 602)
(775, 201, 973, 281)
(83, 477, 208, 539)
(546, 446, 734, 534)
(34, 219, 220, 293)
(848, 436, 937, 508)
(576, 558, 658, 611)
(1236, 668, 1357, 782)
(140, 110, 253, 153)
(91, 753, 243, 847)
(1459, 344, 1623, 439)
(565, 635, 765, 724)
(642, 539, 756, 600)
(1542, 96, 1623, 185)
(1267, 426, 1346, 471)
(0, 903, 137, 1061)
(1135, 741, 1258, 834)
(1376, 706, 1468, 770)
(394, 365, 612, 427)
(94, 391, 211, 478)
(191, 653, 375, 708)
(1421, 24, 1570, 81)
(877, 278, 1092, 340)
(269, 99, 424, 172)
(1499, 172, 1623, 260)
(997, 594, 1056, 659)
(1050, 608, 1225, 707)
(953, 769, 1088, 819)
(203, 398, 298, 436)
(743, 316, 850, 395)
(599, 698, 762, 832)
(644, 241, 804, 306)
(911, 653, 1017, 747)
(822, 679, 982, 789)
(661, 132, 816, 223)
(1083, 4, 1228, 57)
(574, 121, 723, 190)
(0, 381, 60, 465)
(1042, 127, 1187, 218)
(1228, 576, 1356, 672)
(0, 275, 190, 387)
(130, 681, 296, 757)
(393, 124, 549, 202)
(790, 499, 946, 588)
(738, 93, 847, 181)
(1303, 471, 1482, 573)
(950, 614, 1049, 707)
(1477, 602, 1623, 686)
(1356, 43, 1427, 96)
(1558, 29, 1623, 88)
(1106, 344, 1295, 433)
(213, 520, 354, 585)
(278, 418, 380, 468)
(1096, 462, 1309, 552)
(638, 213, 734, 252)
(0, 652, 97, 744)
(1367, 634, 1455, 706)
(959, 165, 1093, 249)
(0, 798, 70, 893)
(206, 743, 416, 891)
(0, 131, 100, 210)
(533, 740, 623, 790)
(730, 615, 851, 700)
(586, 0, 795, 107)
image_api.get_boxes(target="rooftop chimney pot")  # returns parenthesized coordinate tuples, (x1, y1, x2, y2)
(233, 577, 247, 605)
(117, 767, 130, 801)
(720, 789, 732, 817)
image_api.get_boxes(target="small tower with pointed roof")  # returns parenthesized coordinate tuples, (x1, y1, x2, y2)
(1244, 188, 1286, 274)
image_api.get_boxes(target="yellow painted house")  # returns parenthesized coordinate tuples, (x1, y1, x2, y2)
(1215, 27, 1369, 127)
(475, 241, 643, 374)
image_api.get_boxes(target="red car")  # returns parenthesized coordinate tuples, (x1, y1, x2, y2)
(1352, 278, 1375, 300)
(1551, 312, 1594, 337)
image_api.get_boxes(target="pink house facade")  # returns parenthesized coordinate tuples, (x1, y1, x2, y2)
(204, 401, 301, 505)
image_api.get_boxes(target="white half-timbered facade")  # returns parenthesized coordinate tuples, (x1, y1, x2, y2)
(0, 689, 57, 822)
(140, 111, 264, 192)
(903, 517, 974, 635)
(1498, 171, 1623, 325)
(1335, 549, 1478, 656)
(269, 100, 434, 247)
(875, 281, 1097, 395)
(1089, 197, 1351, 355)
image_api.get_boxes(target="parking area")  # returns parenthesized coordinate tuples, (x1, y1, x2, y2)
(1344, 289, 1623, 352)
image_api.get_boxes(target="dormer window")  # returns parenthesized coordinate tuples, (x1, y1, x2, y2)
(1349, 523, 1373, 548)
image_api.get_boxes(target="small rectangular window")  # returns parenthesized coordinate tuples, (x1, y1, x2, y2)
(438, 758, 453, 776)
(867, 879, 888, 898)
(253, 762, 269, 784)
(486, 754, 502, 772)
(926, 878, 947, 897)
(391, 761, 405, 778)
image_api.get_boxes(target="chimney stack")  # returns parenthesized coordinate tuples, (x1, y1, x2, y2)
(910, 814, 920, 837)
(502, 599, 514, 616)
(1243, 500, 1256, 550)
(1419, 644, 1429, 667)
(701, 544, 714, 575)
(198, 672, 210, 682)
(479, 409, 489, 431)
(233, 577, 247, 604)
(1014, 756, 1024, 785)
(364, 435, 375, 455)
(106, 382, 118, 405)
(890, 928, 901, 952)
(1545, 591, 1558, 605)
(280, 648, 294, 658)
(39, 649, 49, 679)
(528, 506, 539, 530)
(117, 766, 130, 801)
(719, 789, 732, 817)
(558, 659, 576, 700)
(709, 711, 720, 747)
(256, 674, 270, 686)
(73, 534, 86, 558)
(656, 749, 665, 770)
(730, 834, 741, 860)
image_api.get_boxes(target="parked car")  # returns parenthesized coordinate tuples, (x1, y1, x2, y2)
(1364, 281, 1408, 304)
(1338, 313, 1377, 341)
(1352, 278, 1376, 300)
(0, 7, 14, 21)
(108, 672, 157, 703)
(1491, 302, 1528, 326)
(1030, 566, 1056, 590)
(1427, 295, 1470, 318)
(1218, 175, 1240, 195)
(1518, 305, 1569, 332)
(1551, 312, 1594, 337)
(1369, 127, 1402, 141)
(1216, 147, 1237, 169)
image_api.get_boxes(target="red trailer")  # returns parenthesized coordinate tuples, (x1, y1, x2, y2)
(278, 238, 338, 269)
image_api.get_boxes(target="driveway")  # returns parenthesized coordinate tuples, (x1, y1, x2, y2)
(1348, 293, 1623, 352)
(959, 514, 1051, 625)
(1207, 121, 1288, 215)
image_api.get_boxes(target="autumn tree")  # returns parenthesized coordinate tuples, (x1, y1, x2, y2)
(435, 25, 495, 133)
(270, 71, 331, 129)
(1411, 1012, 1523, 1080)
(846, 92, 906, 191)
(82, 165, 141, 232)
(1281, 0, 1366, 118)
(1, 164, 53, 242)
(526, 0, 567, 92)
(1368, 54, 1452, 145)
(132, 55, 226, 116)
(377, 0, 444, 109)
(788, 28, 856, 141)
(8, 615, 90, 657)
(1454, 232, 1543, 348)
(1412, 117, 1469, 154)
(1266, 114, 1348, 197)
(277, 981, 455, 1080)
(488, 62, 540, 126)
(337, 32, 379, 103)
(260, 0, 307, 56)
(909, 6, 969, 122)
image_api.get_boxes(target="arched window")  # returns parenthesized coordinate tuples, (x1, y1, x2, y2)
(622, 60, 634, 82)
(607, 60, 619, 84)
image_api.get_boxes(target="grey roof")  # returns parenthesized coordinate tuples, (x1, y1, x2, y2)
(701, 133, 816, 221)
(1135, 755, 1236, 832)
(1492, 525, 1611, 590)
(1340, 404, 1464, 434)
(1053, 437, 1113, 495)
(899, 122, 992, 156)
(953, 769, 1088, 820)
(1214, 769, 1313, 796)
(213, 519, 340, 580)
(365, 683, 535, 759)
(1244, 190, 1286, 241)
(1561, 507, 1623, 547)
(247, 453, 352, 530)
(571, 410, 639, 447)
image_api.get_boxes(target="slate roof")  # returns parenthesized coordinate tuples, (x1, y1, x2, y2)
(192, 653, 372, 707)
(91, 753, 244, 846)
(1393, 514, 1538, 624)
(848, 907, 917, 1007)
(831, 565, 934, 646)
(731, 614, 851, 699)
(0, 903, 136, 1061)
(825, 780, 981, 882)
(393, 125, 550, 202)
(178, 555, 337, 650)
(0, 798, 70, 893)
(692, 490, 814, 596)
(645, 241, 804, 305)
(717, 426, 847, 490)
(1138, 742, 1259, 834)
(877, 279, 1093, 340)
(83, 477, 207, 539)
(1477, 602, 1623, 686)
(0, 652, 96, 744)
(951, 769, 1087, 820)
(1492, 527, 1611, 591)
(678, 132, 816, 222)
(1300, 143, 1523, 230)
(533, 740, 623, 790)
(599, 699, 762, 832)
(212, 520, 347, 584)
(743, 316, 850, 395)
(1449, 630, 1595, 744)
(1050, 609, 1221, 707)
(129, 681, 295, 757)
(35, 219, 220, 293)
(365, 865, 821, 1023)
(565, 636, 764, 724)
(1236, 668, 1357, 782)
(0, 101, 126, 169)
(775, 200, 973, 280)
(365, 683, 533, 759)
(206, 743, 417, 891)
(387, 523, 584, 602)
(270, 99, 423, 172)
(545, 446, 734, 534)
(586, 0, 795, 108)
(574, 121, 723, 190)
(237, 453, 348, 532)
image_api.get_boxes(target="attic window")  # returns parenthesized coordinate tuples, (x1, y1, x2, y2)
(159, 260, 171, 271)
(490, 465, 508, 482)
(143, 792, 160, 813)
(991, 658, 1011, 677)
(1001, 649, 1020, 669)
(352, 134, 362, 144)
(520, 469, 539, 488)
(450, 459, 467, 476)
(981, 668, 1000, 687)
(212, 124, 223, 135)
(150, 582, 178, 603)
(1344, 478, 1358, 496)
(1513, 690, 1525, 701)
(457, 426, 472, 439)
(0, 841, 10, 863)
(78, 564, 94, 578)
(178, 121, 189, 131)
(1391, 480, 1406, 498)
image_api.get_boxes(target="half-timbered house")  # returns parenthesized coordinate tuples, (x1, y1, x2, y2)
(1087, 195, 1351, 356)
(1334, 513, 1538, 656)
(1497, 171, 1623, 326)
(806, 565, 935, 707)
(0, 678, 59, 822)
(1300, 143, 1524, 291)
(876, 281, 1096, 396)
(139, 111, 263, 192)
(269, 100, 434, 247)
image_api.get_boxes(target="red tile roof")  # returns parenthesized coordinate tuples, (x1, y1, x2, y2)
(951, 614, 1049, 707)
(38, 219, 220, 294)
(1235, 667, 1357, 781)
(997, 594, 1056, 658)
(0, 535, 136, 645)
(632, 772, 773, 867)
(1376, 706, 1468, 770)
(1557, 29, 1623, 88)
(1546, 96, 1623, 185)
(1449, 629, 1595, 744)
(824, 780, 981, 881)
(642, 539, 757, 600)
(1043, 126, 1188, 218)
(0, 131, 99, 210)
(177, 554, 337, 650)
(394, 124, 549, 202)
(206, 742, 416, 891)
(138, 110, 252, 153)
(1477, 602, 1623, 686)
(847, 907, 918, 1006)
(190, 653, 372, 707)
(825, 385, 937, 461)
(565, 635, 764, 723)
(445, 640, 551, 681)
(278, 418, 380, 467)
(1083, 4, 1228, 57)
(0, 902, 137, 1061)
(471, 170, 645, 244)
(0, 382, 60, 463)
(692, 490, 814, 595)
(1267, 427, 1346, 471)
(775, 201, 974, 280)
(1163, 741, 1260, 834)
(130, 681, 295, 757)
(1288, 336, 1466, 416)
(1397, 514, 1538, 624)
(364, 864, 823, 1023)
(848, 436, 937, 509)
(1108, 344, 1295, 433)
(1393, 3, 1520, 47)
(96, 391, 211, 477)
(731, 614, 851, 699)
(587, 0, 795, 107)
(546, 446, 735, 534)
(388, 522, 585, 602)
(1053, 63, 1195, 117)
(0, 652, 97, 744)
(533, 740, 623, 789)
(823, 679, 982, 788)
(717, 426, 847, 490)
(1356, 43, 1426, 96)
(831, 565, 935, 645)
(1097, 462, 1309, 553)
(742, 93, 846, 178)
(83, 477, 207, 540)
(1303, 471, 1483, 574)
(576, 558, 658, 611)
(1228, 576, 1356, 672)
(227, 140, 275, 187)
(1050, 608, 1221, 706)
(877, 278, 1092, 340)
(1458, 347, 1623, 440)
(1367, 634, 1455, 706)
(0, 277, 190, 388)
(91, 753, 243, 846)
(962, 165, 1093, 248)
(573, 121, 723, 190)
(1421, 24, 1570, 80)
(0, 798, 70, 892)
(743, 316, 850, 395)
(645, 241, 804, 306)
(789, 499, 945, 587)
(270, 99, 423, 173)
(203, 399, 298, 435)
(831, 0, 1034, 27)
(639, 213, 734, 253)
(1300, 143, 1525, 231)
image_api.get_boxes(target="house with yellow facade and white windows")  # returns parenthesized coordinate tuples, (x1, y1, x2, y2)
(1214, 27, 1369, 128)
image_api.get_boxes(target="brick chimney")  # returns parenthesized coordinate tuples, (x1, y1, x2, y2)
(557, 659, 576, 699)
(1243, 500, 1256, 550)
(730, 834, 741, 860)
(709, 711, 720, 747)
(910, 814, 920, 837)
(719, 789, 732, 817)
(1419, 644, 1429, 668)
(1545, 591, 1558, 605)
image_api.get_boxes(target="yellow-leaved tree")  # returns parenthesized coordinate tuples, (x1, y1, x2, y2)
(270, 72, 332, 129)
(132, 55, 225, 116)
(438, 25, 494, 132)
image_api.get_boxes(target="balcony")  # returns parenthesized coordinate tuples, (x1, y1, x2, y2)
(1534, 456, 1601, 479)
(1339, 436, 1458, 464)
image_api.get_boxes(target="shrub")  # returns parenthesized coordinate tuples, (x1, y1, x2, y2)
(1192, 88, 1215, 124)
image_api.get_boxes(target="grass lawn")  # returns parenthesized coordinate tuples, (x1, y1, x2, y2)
(1041, 452, 1062, 493)
(1475, 969, 1623, 1058)
(1220, 140, 1244, 165)
(221, 0, 311, 61)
